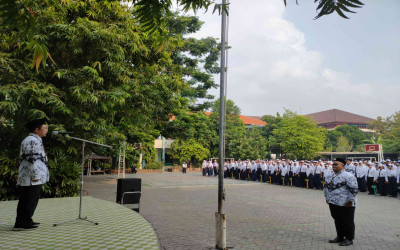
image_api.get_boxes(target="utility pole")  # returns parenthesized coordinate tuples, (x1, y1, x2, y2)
(216, 0, 227, 249)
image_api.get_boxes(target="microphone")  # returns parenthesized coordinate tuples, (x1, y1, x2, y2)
(52, 131, 74, 135)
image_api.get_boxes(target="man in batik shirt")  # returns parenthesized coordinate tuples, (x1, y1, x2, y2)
(324, 157, 358, 246)
(13, 119, 49, 231)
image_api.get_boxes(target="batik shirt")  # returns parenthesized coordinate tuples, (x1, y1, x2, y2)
(324, 169, 358, 207)
(17, 133, 49, 186)
(345, 164, 356, 175)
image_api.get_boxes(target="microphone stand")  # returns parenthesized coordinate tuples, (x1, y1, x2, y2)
(53, 136, 111, 227)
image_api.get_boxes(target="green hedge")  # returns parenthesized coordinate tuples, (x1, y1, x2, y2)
(145, 162, 162, 169)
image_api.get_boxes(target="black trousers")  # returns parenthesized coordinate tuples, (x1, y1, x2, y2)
(357, 177, 367, 192)
(261, 170, 267, 182)
(300, 172, 306, 187)
(329, 203, 355, 240)
(366, 177, 374, 194)
(388, 177, 398, 197)
(306, 175, 314, 189)
(314, 174, 322, 189)
(378, 177, 388, 195)
(15, 185, 42, 227)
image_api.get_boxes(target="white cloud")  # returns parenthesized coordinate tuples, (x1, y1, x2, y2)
(189, 0, 400, 119)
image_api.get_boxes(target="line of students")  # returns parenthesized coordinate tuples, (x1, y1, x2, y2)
(201, 159, 400, 197)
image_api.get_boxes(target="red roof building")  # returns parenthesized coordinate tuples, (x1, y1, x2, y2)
(238, 115, 267, 127)
(305, 109, 374, 131)
(203, 112, 266, 127)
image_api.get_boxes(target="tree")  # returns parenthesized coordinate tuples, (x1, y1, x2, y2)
(369, 112, 400, 155)
(167, 14, 220, 111)
(209, 99, 246, 157)
(335, 124, 371, 150)
(0, 1, 197, 199)
(0, 0, 365, 73)
(325, 129, 343, 151)
(163, 110, 217, 150)
(260, 113, 282, 153)
(168, 139, 210, 166)
(381, 112, 400, 154)
(228, 127, 268, 160)
(336, 135, 353, 152)
(270, 110, 326, 159)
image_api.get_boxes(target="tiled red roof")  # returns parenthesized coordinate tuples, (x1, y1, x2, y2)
(238, 115, 267, 126)
(171, 112, 267, 126)
(204, 112, 266, 126)
(306, 109, 374, 125)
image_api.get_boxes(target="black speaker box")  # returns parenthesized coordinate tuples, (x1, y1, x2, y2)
(116, 178, 142, 203)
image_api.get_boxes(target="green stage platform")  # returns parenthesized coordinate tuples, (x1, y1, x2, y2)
(0, 196, 159, 249)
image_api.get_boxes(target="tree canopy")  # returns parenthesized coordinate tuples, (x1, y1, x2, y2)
(369, 112, 400, 155)
(269, 110, 326, 159)
(0, 0, 365, 73)
(0, 1, 217, 199)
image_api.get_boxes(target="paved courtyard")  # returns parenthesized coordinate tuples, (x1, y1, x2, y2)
(0, 196, 159, 249)
(84, 172, 400, 250)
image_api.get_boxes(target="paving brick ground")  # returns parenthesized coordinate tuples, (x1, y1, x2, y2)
(84, 172, 400, 250)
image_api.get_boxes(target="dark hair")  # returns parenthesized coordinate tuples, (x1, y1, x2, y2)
(25, 119, 47, 133)
(335, 158, 346, 165)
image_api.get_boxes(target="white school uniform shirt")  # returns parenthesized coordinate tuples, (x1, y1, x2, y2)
(315, 165, 322, 174)
(375, 168, 388, 182)
(387, 168, 399, 182)
(396, 165, 400, 180)
(323, 167, 332, 177)
(262, 163, 268, 171)
(268, 164, 274, 173)
(355, 165, 367, 178)
(293, 164, 300, 175)
(366, 167, 375, 179)
(305, 165, 313, 177)
(312, 164, 317, 174)
(281, 165, 288, 176)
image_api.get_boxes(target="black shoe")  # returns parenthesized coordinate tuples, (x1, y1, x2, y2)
(339, 239, 353, 246)
(31, 222, 40, 226)
(12, 225, 38, 231)
(329, 237, 344, 243)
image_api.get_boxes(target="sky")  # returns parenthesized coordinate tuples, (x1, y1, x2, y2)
(187, 0, 400, 119)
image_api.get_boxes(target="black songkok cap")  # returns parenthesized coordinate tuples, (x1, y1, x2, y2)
(335, 158, 346, 165)
(25, 118, 47, 131)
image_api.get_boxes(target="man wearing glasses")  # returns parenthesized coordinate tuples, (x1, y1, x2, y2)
(324, 158, 359, 246)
